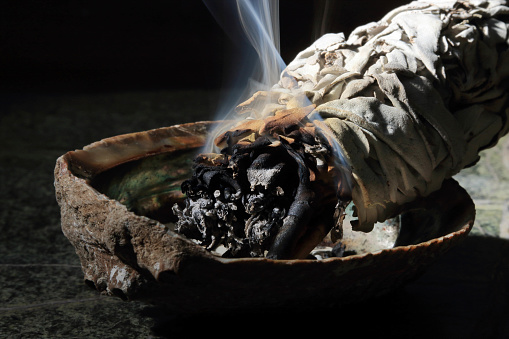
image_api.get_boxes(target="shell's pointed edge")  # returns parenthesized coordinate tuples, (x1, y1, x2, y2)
(54, 121, 474, 315)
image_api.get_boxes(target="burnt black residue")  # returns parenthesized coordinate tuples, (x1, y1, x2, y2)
(173, 137, 302, 258)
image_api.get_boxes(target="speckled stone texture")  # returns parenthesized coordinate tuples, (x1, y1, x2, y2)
(0, 91, 219, 338)
(2, 88, 509, 338)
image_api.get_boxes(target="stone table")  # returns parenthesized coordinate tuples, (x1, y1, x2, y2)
(1, 90, 508, 338)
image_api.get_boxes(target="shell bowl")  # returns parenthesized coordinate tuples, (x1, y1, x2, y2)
(54, 121, 474, 314)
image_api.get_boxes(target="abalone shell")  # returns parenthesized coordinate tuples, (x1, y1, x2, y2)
(54, 121, 474, 314)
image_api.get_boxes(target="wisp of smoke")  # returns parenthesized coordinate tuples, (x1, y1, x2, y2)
(202, 0, 351, 190)
(202, 0, 286, 152)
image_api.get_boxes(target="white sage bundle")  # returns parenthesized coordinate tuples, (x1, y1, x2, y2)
(239, 0, 509, 232)
(175, 0, 509, 259)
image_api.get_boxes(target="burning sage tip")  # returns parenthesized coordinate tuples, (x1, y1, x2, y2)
(173, 113, 350, 259)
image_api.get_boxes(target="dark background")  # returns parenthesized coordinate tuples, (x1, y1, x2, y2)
(0, 0, 408, 95)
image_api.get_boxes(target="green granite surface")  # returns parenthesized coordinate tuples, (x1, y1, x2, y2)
(455, 138, 509, 239)
(1, 90, 508, 338)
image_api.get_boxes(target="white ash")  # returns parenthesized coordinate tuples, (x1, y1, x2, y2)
(247, 164, 284, 190)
